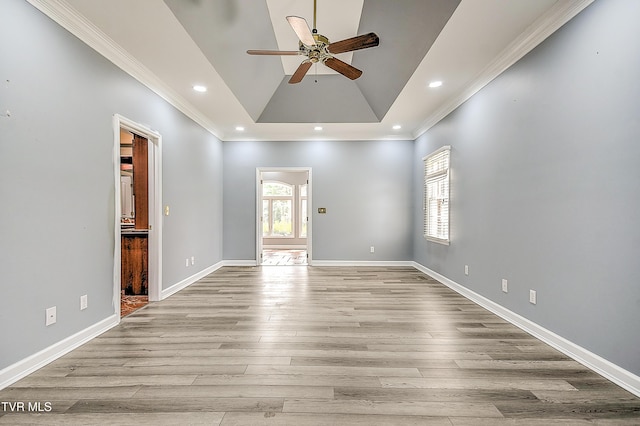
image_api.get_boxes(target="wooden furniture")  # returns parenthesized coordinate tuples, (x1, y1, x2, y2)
(132, 134, 148, 231)
(120, 133, 149, 296)
(121, 230, 148, 295)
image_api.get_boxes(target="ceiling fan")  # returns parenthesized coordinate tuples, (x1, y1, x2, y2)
(247, 0, 380, 84)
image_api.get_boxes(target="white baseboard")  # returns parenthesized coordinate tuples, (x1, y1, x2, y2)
(0, 314, 118, 390)
(263, 245, 307, 250)
(221, 260, 415, 267)
(160, 261, 224, 300)
(312, 260, 415, 267)
(411, 262, 640, 398)
(1, 260, 226, 391)
(222, 260, 259, 267)
(5, 260, 637, 398)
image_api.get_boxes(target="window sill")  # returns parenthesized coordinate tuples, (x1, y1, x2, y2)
(424, 235, 450, 246)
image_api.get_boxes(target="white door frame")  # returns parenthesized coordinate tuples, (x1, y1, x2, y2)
(113, 114, 163, 318)
(256, 167, 312, 265)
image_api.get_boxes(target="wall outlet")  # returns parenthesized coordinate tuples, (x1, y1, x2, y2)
(464, 265, 469, 276)
(185, 258, 190, 267)
(191, 256, 195, 265)
(370, 246, 375, 253)
(80, 295, 88, 310)
(45, 306, 56, 326)
(502, 279, 508, 293)
(529, 289, 537, 304)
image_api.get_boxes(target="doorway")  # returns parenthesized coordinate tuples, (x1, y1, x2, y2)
(256, 168, 312, 266)
(114, 115, 162, 318)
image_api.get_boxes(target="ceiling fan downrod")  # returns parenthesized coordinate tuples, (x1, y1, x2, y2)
(247, 0, 379, 84)
(313, 0, 317, 32)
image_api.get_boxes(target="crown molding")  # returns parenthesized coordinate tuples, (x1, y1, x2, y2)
(413, 0, 595, 139)
(26, 0, 224, 140)
(27, 0, 595, 143)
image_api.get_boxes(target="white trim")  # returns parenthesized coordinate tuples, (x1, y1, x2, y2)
(113, 115, 163, 305)
(423, 146, 451, 244)
(0, 315, 118, 390)
(422, 145, 451, 162)
(26, 0, 594, 143)
(313, 260, 415, 267)
(223, 260, 260, 267)
(160, 262, 224, 300)
(263, 245, 308, 250)
(220, 260, 417, 268)
(26, 0, 223, 140)
(256, 167, 313, 266)
(256, 169, 263, 265)
(424, 236, 450, 246)
(411, 262, 640, 398)
(413, 0, 595, 139)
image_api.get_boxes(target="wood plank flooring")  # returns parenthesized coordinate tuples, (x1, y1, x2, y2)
(262, 250, 308, 265)
(1, 266, 639, 425)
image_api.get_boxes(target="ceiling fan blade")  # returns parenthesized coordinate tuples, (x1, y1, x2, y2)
(289, 61, 313, 84)
(327, 32, 380, 54)
(286, 16, 316, 46)
(323, 57, 363, 80)
(247, 50, 300, 56)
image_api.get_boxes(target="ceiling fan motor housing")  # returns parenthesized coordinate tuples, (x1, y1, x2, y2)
(247, 14, 378, 83)
(299, 34, 330, 63)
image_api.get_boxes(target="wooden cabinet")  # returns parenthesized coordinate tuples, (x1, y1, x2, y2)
(121, 232, 148, 295)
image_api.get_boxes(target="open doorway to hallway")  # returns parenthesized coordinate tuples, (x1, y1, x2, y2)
(114, 114, 162, 319)
(119, 130, 149, 316)
(257, 168, 311, 266)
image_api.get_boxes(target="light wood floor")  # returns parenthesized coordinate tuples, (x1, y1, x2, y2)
(1, 266, 639, 425)
(262, 249, 308, 266)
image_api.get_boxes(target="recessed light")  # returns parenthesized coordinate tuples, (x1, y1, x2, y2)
(428, 81, 443, 88)
(392, 125, 402, 130)
(193, 85, 207, 92)
(314, 126, 323, 131)
(235, 126, 245, 131)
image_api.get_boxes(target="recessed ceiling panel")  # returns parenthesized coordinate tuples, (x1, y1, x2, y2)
(164, 0, 458, 124)
(163, 0, 284, 121)
(57, 0, 593, 138)
(259, 75, 378, 123)
(354, 0, 461, 120)
(266, 0, 364, 75)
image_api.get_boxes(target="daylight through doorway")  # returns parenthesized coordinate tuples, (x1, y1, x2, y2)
(257, 168, 311, 266)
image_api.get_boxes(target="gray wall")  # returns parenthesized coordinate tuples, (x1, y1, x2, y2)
(223, 140, 414, 262)
(413, 0, 640, 375)
(0, 1, 223, 369)
(2, 0, 638, 385)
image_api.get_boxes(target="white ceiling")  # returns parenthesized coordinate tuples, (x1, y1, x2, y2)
(30, 0, 594, 141)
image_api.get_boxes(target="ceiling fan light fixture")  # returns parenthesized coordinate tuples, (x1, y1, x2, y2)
(235, 126, 245, 131)
(428, 81, 443, 88)
(248, 1, 379, 84)
(393, 125, 402, 130)
(193, 85, 207, 92)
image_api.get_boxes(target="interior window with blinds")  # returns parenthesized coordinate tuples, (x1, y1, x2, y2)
(423, 146, 451, 244)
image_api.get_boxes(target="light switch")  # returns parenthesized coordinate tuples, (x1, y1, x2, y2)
(164, 205, 170, 216)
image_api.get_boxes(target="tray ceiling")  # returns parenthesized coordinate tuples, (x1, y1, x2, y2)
(33, 0, 594, 141)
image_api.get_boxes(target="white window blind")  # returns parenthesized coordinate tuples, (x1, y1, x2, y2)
(423, 146, 450, 244)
